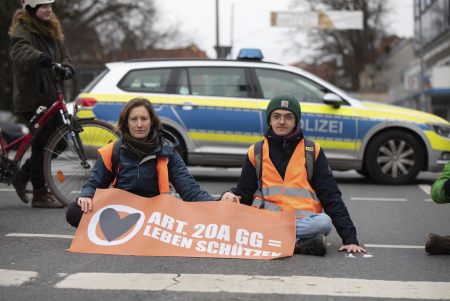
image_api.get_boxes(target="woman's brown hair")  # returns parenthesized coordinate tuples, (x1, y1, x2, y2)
(116, 98, 163, 134)
(8, 8, 64, 40)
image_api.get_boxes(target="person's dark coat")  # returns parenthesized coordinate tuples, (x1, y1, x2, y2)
(229, 126, 359, 246)
(79, 131, 216, 203)
(9, 21, 74, 113)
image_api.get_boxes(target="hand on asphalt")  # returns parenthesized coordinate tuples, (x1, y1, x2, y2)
(338, 244, 367, 253)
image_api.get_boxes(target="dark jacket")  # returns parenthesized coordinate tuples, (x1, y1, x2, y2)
(9, 21, 74, 113)
(79, 131, 216, 203)
(229, 126, 359, 246)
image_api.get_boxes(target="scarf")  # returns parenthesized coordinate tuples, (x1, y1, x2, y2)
(22, 16, 55, 42)
(122, 128, 161, 160)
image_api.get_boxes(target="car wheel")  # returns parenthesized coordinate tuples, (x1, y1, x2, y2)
(365, 130, 423, 184)
(163, 126, 187, 163)
(356, 169, 370, 178)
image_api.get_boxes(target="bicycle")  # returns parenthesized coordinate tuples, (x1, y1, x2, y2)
(0, 63, 120, 206)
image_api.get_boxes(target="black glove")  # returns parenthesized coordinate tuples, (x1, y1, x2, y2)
(443, 178, 450, 197)
(60, 65, 75, 81)
(39, 53, 53, 68)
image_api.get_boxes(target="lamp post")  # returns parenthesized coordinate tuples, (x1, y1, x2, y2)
(417, 1, 426, 112)
(216, 0, 220, 58)
(214, 0, 232, 59)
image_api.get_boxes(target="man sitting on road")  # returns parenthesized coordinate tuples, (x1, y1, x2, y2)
(426, 161, 450, 254)
(220, 93, 366, 256)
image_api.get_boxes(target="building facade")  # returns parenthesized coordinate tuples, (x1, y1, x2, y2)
(394, 0, 450, 121)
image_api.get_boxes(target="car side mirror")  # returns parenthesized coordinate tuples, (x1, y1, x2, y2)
(323, 93, 342, 109)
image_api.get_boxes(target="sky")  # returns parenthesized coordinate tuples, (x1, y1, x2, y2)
(156, 0, 415, 65)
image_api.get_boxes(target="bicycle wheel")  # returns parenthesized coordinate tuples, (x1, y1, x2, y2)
(43, 119, 120, 206)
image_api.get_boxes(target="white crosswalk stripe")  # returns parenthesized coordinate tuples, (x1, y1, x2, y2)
(6, 233, 74, 239)
(350, 197, 407, 201)
(54, 273, 450, 299)
(418, 184, 431, 195)
(364, 244, 424, 249)
(0, 269, 39, 287)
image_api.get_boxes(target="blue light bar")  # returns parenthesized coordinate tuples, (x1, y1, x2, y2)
(237, 48, 264, 60)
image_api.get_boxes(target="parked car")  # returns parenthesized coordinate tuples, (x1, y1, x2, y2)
(0, 121, 29, 150)
(74, 49, 450, 184)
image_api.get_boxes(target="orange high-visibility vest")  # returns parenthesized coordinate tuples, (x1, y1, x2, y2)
(248, 138, 322, 218)
(97, 142, 171, 194)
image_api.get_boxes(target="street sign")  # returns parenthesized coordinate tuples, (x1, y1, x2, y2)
(271, 11, 363, 30)
(271, 12, 318, 28)
(404, 75, 419, 90)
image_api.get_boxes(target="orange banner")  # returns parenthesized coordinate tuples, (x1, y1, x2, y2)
(68, 188, 296, 259)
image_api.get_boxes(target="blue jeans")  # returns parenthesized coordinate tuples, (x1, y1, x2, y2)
(296, 213, 332, 239)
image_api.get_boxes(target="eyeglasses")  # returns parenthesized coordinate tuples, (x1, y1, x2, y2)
(271, 114, 295, 122)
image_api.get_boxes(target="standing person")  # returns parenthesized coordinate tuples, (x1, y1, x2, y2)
(426, 161, 450, 254)
(8, 0, 75, 208)
(66, 98, 217, 228)
(220, 93, 366, 256)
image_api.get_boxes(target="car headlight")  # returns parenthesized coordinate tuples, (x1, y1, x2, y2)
(427, 123, 450, 138)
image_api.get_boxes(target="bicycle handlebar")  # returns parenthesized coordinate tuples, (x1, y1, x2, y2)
(51, 62, 62, 70)
(51, 62, 73, 77)
(50, 62, 77, 103)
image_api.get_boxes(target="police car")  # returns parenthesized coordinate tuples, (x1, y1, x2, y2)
(75, 49, 450, 184)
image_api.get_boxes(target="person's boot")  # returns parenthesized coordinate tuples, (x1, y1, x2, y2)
(11, 168, 30, 203)
(294, 234, 327, 256)
(425, 234, 450, 254)
(31, 188, 64, 208)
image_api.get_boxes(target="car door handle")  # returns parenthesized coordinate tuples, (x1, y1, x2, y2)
(175, 101, 198, 109)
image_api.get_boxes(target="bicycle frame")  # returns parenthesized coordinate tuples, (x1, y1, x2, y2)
(0, 92, 68, 162)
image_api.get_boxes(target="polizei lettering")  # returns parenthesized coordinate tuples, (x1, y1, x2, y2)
(300, 119, 343, 134)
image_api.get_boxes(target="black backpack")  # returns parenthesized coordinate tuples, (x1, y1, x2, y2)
(110, 139, 122, 187)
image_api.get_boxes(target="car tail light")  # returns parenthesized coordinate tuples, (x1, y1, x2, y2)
(75, 97, 97, 109)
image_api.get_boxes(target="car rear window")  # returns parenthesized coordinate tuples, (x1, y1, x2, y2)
(118, 68, 172, 93)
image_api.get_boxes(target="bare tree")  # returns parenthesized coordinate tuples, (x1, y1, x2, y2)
(0, 0, 188, 114)
(53, 0, 185, 66)
(289, 0, 390, 91)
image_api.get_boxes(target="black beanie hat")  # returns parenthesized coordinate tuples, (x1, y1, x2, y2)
(266, 93, 301, 125)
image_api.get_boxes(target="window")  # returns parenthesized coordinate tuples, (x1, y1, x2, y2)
(255, 68, 327, 103)
(188, 67, 248, 98)
(118, 68, 171, 93)
(415, 0, 448, 50)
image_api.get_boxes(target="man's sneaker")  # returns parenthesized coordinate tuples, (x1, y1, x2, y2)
(294, 234, 327, 256)
(10, 169, 30, 203)
(425, 234, 450, 254)
(31, 189, 64, 208)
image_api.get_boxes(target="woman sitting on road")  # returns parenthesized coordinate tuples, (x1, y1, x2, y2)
(66, 98, 216, 227)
